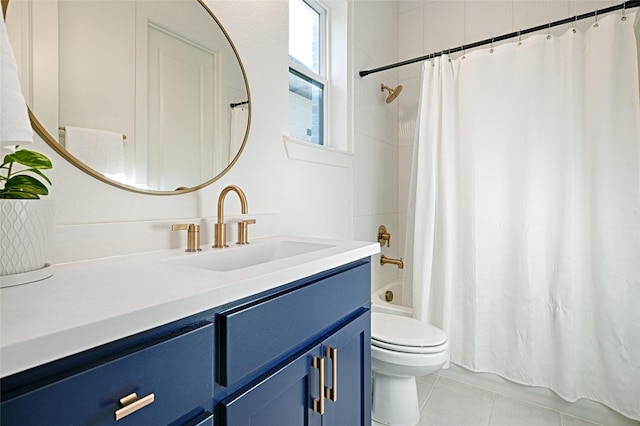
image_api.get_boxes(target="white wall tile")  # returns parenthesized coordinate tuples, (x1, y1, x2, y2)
(423, 1, 466, 55)
(399, 6, 425, 65)
(353, 134, 398, 217)
(398, 75, 420, 147)
(399, 0, 425, 15)
(354, 73, 400, 143)
(354, 0, 399, 66)
(398, 144, 413, 214)
(464, 1, 514, 48)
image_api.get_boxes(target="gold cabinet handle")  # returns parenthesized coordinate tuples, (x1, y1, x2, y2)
(115, 392, 155, 421)
(312, 356, 325, 414)
(325, 346, 338, 402)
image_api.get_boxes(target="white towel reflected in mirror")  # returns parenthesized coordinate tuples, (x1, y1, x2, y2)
(64, 126, 126, 183)
(229, 107, 248, 162)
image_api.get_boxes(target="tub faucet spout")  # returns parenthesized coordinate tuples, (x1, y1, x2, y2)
(380, 255, 404, 269)
(213, 185, 249, 248)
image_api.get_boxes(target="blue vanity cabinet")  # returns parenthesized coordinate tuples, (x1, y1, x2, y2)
(216, 259, 372, 426)
(219, 343, 324, 426)
(0, 323, 215, 426)
(218, 311, 370, 426)
(1, 257, 373, 426)
(320, 311, 371, 425)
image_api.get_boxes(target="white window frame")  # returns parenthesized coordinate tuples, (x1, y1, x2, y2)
(285, 0, 354, 167)
(288, 0, 329, 147)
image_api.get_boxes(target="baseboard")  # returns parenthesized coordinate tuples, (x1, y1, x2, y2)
(437, 364, 639, 426)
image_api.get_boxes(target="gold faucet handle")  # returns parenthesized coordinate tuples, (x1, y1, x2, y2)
(237, 219, 256, 245)
(172, 224, 202, 252)
(377, 225, 391, 247)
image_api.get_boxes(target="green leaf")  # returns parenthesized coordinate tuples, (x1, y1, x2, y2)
(3, 175, 49, 196)
(0, 190, 40, 199)
(22, 168, 52, 185)
(4, 150, 53, 170)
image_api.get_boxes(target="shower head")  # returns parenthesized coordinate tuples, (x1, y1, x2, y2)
(381, 84, 403, 104)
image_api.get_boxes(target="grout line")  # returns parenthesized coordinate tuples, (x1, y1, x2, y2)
(438, 374, 605, 426)
(420, 375, 440, 411)
(486, 390, 497, 426)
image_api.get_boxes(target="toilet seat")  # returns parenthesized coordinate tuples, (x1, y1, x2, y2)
(372, 312, 447, 354)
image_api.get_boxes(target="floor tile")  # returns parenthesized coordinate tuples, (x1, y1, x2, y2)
(561, 414, 601, 426)
(489, 395, 562, 426)
(417, 374, 438, 410)
(418, 377, 494, 426)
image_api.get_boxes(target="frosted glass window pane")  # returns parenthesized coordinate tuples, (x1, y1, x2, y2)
(289, 70, 323, 145)
(289, 0, 320, 73)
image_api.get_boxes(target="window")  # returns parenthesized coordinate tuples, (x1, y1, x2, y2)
(289, 0, 327, 146)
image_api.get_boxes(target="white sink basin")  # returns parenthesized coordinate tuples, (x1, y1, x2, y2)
(166, 239, 335, 272)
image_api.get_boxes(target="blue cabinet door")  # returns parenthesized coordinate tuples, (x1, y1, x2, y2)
(321, 311, 371, 426)
(1, 324, 214, 426)
(218, 311, 371, 426)
(218, 344, 324, 426)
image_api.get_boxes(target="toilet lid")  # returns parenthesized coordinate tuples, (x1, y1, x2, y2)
(371, 312, 447, 348)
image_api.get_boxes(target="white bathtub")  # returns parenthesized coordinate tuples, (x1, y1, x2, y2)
(371, 279, 412, 317)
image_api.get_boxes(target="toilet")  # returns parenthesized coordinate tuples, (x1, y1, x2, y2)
(371, 311, 449, 426)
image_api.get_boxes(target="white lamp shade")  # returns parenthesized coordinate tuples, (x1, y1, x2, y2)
(1, 14, 33, 147)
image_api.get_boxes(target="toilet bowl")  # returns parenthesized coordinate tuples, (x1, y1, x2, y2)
(371, 311, 449, 426)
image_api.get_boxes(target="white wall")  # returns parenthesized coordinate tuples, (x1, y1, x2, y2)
(352, 1, 403, 289)
(12, 0, 355, 245)
(7, 0, 405, 287)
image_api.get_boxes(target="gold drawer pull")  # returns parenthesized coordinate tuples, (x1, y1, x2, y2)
(312, 356, 325, 415)
(325, 346, 337, 402)
(115, 392, 155, 421)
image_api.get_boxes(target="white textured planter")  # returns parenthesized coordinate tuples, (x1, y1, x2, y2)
(1, 198, 54, 279)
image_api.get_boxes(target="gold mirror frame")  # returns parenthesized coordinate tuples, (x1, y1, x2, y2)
(4, 0, 251, 195)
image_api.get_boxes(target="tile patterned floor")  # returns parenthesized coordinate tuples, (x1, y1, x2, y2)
(373, 375, 603, 426)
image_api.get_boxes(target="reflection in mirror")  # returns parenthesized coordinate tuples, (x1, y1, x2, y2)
(5, 0, 250, 194)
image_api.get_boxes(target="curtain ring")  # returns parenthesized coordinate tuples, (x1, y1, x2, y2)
(490, 37, 495, 53)
(572, 15, 577, 33)
(462, 44, 466, 59)
(594, 9, 599, 27)
(547, 22, 552, 39)
(517, 30, 522, 46)
(622, 1, 627, 21)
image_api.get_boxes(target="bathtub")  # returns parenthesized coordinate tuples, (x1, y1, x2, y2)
(371, 279, 412, 317)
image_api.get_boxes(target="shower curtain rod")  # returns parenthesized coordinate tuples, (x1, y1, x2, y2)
(359, 0, 639, 77)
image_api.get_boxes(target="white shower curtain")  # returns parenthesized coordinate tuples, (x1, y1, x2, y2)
(404, 11, 640, 420)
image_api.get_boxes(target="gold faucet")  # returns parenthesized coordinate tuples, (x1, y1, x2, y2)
(380, 255, 404, 269)
(172, 223, 201, 252)
(213, 185, 255, 247)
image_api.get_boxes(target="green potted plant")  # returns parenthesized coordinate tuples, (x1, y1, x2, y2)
(1, 147, 52, 199)
(0, 147, 54, 284)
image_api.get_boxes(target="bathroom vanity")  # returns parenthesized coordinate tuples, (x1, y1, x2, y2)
(0, 236, 378, 425)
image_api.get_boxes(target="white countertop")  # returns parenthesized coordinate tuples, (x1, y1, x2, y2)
(0, 235, 379, 377)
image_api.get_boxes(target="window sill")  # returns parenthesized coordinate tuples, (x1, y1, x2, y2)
(283, 136, 353, 168)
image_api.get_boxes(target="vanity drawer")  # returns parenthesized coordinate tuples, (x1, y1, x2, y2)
(217, 261, 370, 386)
(1, 323, 214, 426)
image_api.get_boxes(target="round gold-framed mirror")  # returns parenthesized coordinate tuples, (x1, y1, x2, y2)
(4, 0, 251, 195)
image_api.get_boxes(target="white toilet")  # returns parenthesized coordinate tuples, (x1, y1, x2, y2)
(371, 311, 449, 426)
